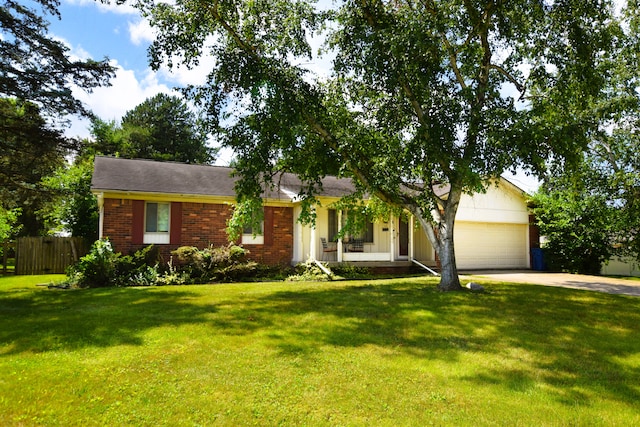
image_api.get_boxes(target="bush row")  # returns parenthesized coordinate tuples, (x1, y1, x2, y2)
(65, 239, 376, 288)
(65, 239, 277, 288)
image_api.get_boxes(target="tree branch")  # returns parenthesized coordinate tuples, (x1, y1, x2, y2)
(490, 64, 525, 94)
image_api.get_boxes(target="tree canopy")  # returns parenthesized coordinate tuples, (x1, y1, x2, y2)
(126, 0, 634, 290)
(0, 97, 67, 236)
(88, 93, 217, 164)
(42, 155, 98, 241)
(0, 0, 115, 118)
(531, 0, 640, 274)
(0, 0, 114, 239)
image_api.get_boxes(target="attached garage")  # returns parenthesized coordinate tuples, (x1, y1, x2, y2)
(454, 221, 529, 269)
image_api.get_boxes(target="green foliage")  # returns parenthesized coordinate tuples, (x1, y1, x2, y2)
(532, 0, 640, 270)
(532, 175, 615, 275)
(66, 239, 118, 288)
(0, 206, 20, 242)
(285, 261, 331, 282)
(331, 263, 371, 279)
(0, 0, 114, 118)
(41, 155, 98, 241)
(226, 199, 264, 242)
(130, 0, 628, 290)
(172, 244, 259, 283)
(86, 93, 217, 164)
(0, 98, 67, 236)
(66, 240, 161, 288)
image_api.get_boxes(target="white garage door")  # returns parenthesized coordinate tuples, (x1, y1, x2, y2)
(454, 222, 528, 269)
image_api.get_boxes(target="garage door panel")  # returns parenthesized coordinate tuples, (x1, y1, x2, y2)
(454, 222, 527, 269)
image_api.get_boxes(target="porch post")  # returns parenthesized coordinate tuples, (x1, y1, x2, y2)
(409, 215, 414, 261)
(337, 210, 343, 262)
(389, 215, 396, 262)
(310, 219, 317, 261)
(293, 206, 304, 263)
(97, 192, 104, 240)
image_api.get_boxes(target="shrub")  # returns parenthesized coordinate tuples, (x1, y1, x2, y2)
(286, 261, 331, 282)
(172, 244, 260, 283)
(332, 264, 371, 279)
(66, 240, 161, 288)
(66, 239, 118, 288)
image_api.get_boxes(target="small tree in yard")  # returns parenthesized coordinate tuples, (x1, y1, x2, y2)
(125, 0, 631, 290)
(532, 175, 616, 275)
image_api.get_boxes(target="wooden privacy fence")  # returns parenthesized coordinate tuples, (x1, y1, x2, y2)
(16, 237, 87, 275)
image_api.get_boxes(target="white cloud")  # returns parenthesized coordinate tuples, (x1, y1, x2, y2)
(157, 36, 219, 86)
(128, 18, 155, 46)
(64, 0, 138, 15)
(66, 60, 176, 139)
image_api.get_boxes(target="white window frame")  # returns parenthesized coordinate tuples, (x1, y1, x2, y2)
(144, 202, 171, 244)
(242, 212, 264, 245)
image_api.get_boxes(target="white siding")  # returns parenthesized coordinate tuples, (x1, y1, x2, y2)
(456, 181, 529, 224)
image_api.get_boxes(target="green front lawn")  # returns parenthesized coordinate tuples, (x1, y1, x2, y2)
(1, 275, 639, 426)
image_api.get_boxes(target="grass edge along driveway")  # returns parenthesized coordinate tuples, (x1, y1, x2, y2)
(1, 274, 639, 426)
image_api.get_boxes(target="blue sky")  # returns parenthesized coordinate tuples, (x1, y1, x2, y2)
(46, 0, 540, 191)
(48, 1, 206, 138)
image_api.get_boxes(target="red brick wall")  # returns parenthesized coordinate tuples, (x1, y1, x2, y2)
(103, 198, 134, 251)
(102, 198, 294, 266)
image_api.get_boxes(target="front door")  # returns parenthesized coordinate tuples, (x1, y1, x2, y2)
(398, 218, 409, 257)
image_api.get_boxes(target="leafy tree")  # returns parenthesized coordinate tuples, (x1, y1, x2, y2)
(49, 94, 216, 240)
(532, 172, 616, 275)
(129, 0, 627, 290)
(0, 206, 20, 242)
(0, 97, 67, 236)
(41, 155, 99, 241)
(1, 0, 114, 237)
(532, 0, 640, 273)
(88, 93, 217, 164)
(0, 0, 115, 118)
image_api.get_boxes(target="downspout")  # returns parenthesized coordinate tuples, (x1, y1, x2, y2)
(313, 259, 334, 279)
(412, 259, 439, 276)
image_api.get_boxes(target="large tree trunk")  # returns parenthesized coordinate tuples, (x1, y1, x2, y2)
(437, 184, 463, 290)
(413, 184, 464, 291)
(436, 215, 462, 291)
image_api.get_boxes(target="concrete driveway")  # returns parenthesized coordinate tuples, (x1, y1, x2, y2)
(462, 270, 640, 297)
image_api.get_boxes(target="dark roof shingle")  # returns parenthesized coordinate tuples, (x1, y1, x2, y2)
(91, 156, 356, 200)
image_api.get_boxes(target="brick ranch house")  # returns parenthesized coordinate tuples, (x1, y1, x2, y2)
(91, 156, 538, 270)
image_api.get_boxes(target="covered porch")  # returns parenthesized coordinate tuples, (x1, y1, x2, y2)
(292, 205, 437, 269)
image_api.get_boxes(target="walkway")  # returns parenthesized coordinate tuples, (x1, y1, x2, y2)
(462, 270, 640, 297)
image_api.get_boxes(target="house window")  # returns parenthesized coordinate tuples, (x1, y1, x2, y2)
(344, 210, 374, 243)
(144, 202, 170, 244)
(242, 211, 264, 245)
(362, 221, 374, 243)
(328, 209, 338, 242)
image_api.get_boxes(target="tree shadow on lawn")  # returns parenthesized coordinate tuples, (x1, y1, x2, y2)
(213, 280, 640, 407)
(2, 279, 639, 407)
(0, 287, 217, 356)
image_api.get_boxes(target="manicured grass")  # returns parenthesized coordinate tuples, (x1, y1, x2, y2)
(1, 275, 639, 426)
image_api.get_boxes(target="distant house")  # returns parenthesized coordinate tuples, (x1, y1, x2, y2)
(91, 156, 536, 270)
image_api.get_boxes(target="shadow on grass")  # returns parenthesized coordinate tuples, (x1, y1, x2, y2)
(0, 287, 216, 356)
(2, 278, 639, 407)
(209, 280, 640, 407)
